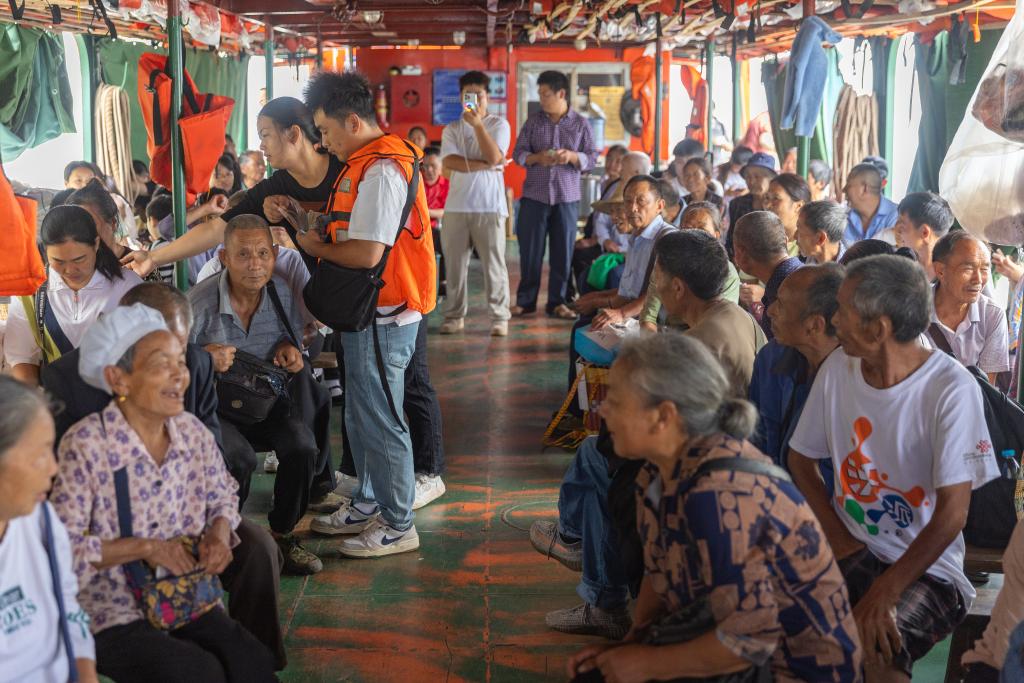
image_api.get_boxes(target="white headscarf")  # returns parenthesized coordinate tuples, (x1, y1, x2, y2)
(78, 303, 169, 394)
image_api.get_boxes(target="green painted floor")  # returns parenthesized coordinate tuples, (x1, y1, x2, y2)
(242, 257, 954, 682)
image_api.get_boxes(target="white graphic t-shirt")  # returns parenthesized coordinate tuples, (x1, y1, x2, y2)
(790, 348, 999, 606)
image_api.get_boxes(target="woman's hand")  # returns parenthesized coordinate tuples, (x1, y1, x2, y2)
(198, 527, 233, 574)
(204, 344, 237, 373)
(76, 658, 100, 683)
(203, 193, 229, 217)
(993, 250, 1024, 284)
(144, 538, 198, 575)
(592, 644, 657, 683)
(738, 283, 764, 308)
(264, 195, 291, 224)
(566, 644, 614, 680)
(121, 250, 156, 278)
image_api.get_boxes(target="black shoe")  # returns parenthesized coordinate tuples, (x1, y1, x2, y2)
(276, 535, 323, 575)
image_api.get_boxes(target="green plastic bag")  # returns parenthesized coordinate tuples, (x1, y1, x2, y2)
(586, 253, 627, 291)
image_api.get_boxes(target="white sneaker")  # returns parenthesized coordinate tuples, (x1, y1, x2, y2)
(338, 519, 420, 558)
(310, 500, 378, 536)
(333, 472, 359, 498)
(263, 453, 279, 473)
(413, 475, 446, 510)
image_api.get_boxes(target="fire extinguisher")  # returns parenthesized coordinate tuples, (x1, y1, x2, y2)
(375, 84, 389, 130)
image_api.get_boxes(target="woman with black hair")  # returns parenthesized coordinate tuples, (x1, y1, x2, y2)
(765, 172, 812, 254)
(123, 96, 337, 274)
(67, 178, 136, 257)
(211, 153, 243, 195)
(5, 205, 142, 386)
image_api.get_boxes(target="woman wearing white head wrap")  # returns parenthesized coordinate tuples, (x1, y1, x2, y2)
(49, 305, 277, 683)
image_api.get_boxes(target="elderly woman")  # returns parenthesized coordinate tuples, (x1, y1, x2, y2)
(567, 333, 862, 682)
(0, 377, 98, 683)
(5, 204, 142, 386)
(50, 305, 275, 683)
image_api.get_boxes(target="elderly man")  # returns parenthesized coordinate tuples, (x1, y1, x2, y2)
(532, 229, 764, 639)
(895, 192, 955, 279)
(930, 231, 1009, 383)
(512, 70, 599, 319)
(750, 265, 843, 470)
(842, 163, 899, 247)
(789, 255, 998, 682)
(732, 211, 803, 341)
(40, 282, 287, 670)
(640, 202, 742, 331)
(796, 200, 846, 264)
(189, 214, 330, 576)
(238, 151, 267, 190)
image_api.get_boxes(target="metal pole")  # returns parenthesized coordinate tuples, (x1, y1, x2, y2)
(265, 18, 275, 176)
(654, 16, 663, 170)
(731, 35, 742, 144)
(797, 136, 810, 177)
(167, 2, 188, 291)
(705, 38, 714, 154)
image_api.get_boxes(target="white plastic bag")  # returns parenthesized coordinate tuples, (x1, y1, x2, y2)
(939, 0, 1024, 243)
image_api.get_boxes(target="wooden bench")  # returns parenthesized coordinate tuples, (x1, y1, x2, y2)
(965, 544, 1005, 575)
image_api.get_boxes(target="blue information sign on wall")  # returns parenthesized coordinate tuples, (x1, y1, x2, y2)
(432, 69, 508, 126)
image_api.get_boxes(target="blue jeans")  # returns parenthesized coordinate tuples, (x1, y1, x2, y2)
(557, 436, 629, 610)
(516, 198, 579, 313)
(340, 320, 419, 530)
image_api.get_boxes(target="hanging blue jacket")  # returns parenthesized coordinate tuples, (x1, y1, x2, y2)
(781, 16, 843, 137)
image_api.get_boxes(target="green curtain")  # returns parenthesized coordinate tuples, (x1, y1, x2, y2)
(869, 36, 899, 194)
(98, 40, 248, 163)
(762, 49, 842, 167)
(0, 23, 75, 161)
(908, 29, 1004, 193)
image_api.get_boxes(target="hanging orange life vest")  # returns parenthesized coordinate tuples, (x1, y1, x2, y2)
(0, 159, 45, 296)
(323, 135, 436, 315)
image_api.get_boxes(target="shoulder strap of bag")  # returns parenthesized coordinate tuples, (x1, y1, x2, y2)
(928, 322, 956, 358)
(39, 286, 74, 358)
(692, 456, 793, 483)
(265, 279, 301, 350)
(148, 68, 164, 147)
(41, 504, 78, 683)
(106, 409, 152, 589)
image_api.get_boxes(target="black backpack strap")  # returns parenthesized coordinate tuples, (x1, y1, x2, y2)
(7, 0, 25, 19)
(41, 504, 78, 682)
(266, 279, 301, 350)
(35, 284, 73, 365)
(692, 456, 793, 483)
(928, 322, 956, 358)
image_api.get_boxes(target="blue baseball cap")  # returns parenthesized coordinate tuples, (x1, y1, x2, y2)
(741, 152, 778, 177)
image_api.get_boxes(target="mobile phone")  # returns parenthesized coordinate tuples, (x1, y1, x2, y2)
(464, 93, 478, 111)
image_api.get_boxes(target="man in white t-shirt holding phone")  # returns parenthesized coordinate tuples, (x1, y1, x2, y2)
(438, 70, 512, 337)
(788, 254, 999, 682)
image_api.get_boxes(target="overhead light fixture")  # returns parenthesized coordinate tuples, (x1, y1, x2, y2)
(407, 38, 420, 46)
(371, 30, 397, 37)
(362, 10, 383, 23)
(453, 30, 466, 45)
(574, 38, 586, 50)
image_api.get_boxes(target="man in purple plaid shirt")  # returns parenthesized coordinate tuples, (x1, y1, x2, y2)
(512, 71, 599, 319)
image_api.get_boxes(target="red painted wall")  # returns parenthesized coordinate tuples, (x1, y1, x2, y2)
(352, 45, 676, 196)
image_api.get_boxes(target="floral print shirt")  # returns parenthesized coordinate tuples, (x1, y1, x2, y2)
(51, 401, 240, 634)
(636, 434, 862, 682)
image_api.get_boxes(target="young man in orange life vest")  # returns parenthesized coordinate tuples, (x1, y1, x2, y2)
(294, 71, 437, 558)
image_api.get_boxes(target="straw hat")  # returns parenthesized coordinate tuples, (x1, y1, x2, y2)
(591, 180, 626, 214)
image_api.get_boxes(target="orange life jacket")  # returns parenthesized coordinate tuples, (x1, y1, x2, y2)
(0, 162, 45, 296)
(324, 135, 436, 315)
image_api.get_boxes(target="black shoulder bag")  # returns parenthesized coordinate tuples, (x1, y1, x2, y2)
(33, 282, 75, 367)
(215, 279, 300, 426)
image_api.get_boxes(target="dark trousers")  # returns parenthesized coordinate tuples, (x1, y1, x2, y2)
(220, 518, 286, 670)
(516, 198, 579, 313)
(339, 320, 445, 477)
(571, 243, 602, 299)
(230, 364, 326, 535)
(220, 422, 257, 507)
(94, 608, 277, 683)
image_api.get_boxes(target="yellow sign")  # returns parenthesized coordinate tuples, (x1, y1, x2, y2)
(589, 86, 625, 142)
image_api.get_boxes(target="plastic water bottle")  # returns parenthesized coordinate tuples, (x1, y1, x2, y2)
(1003, 450, 1021, 480)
